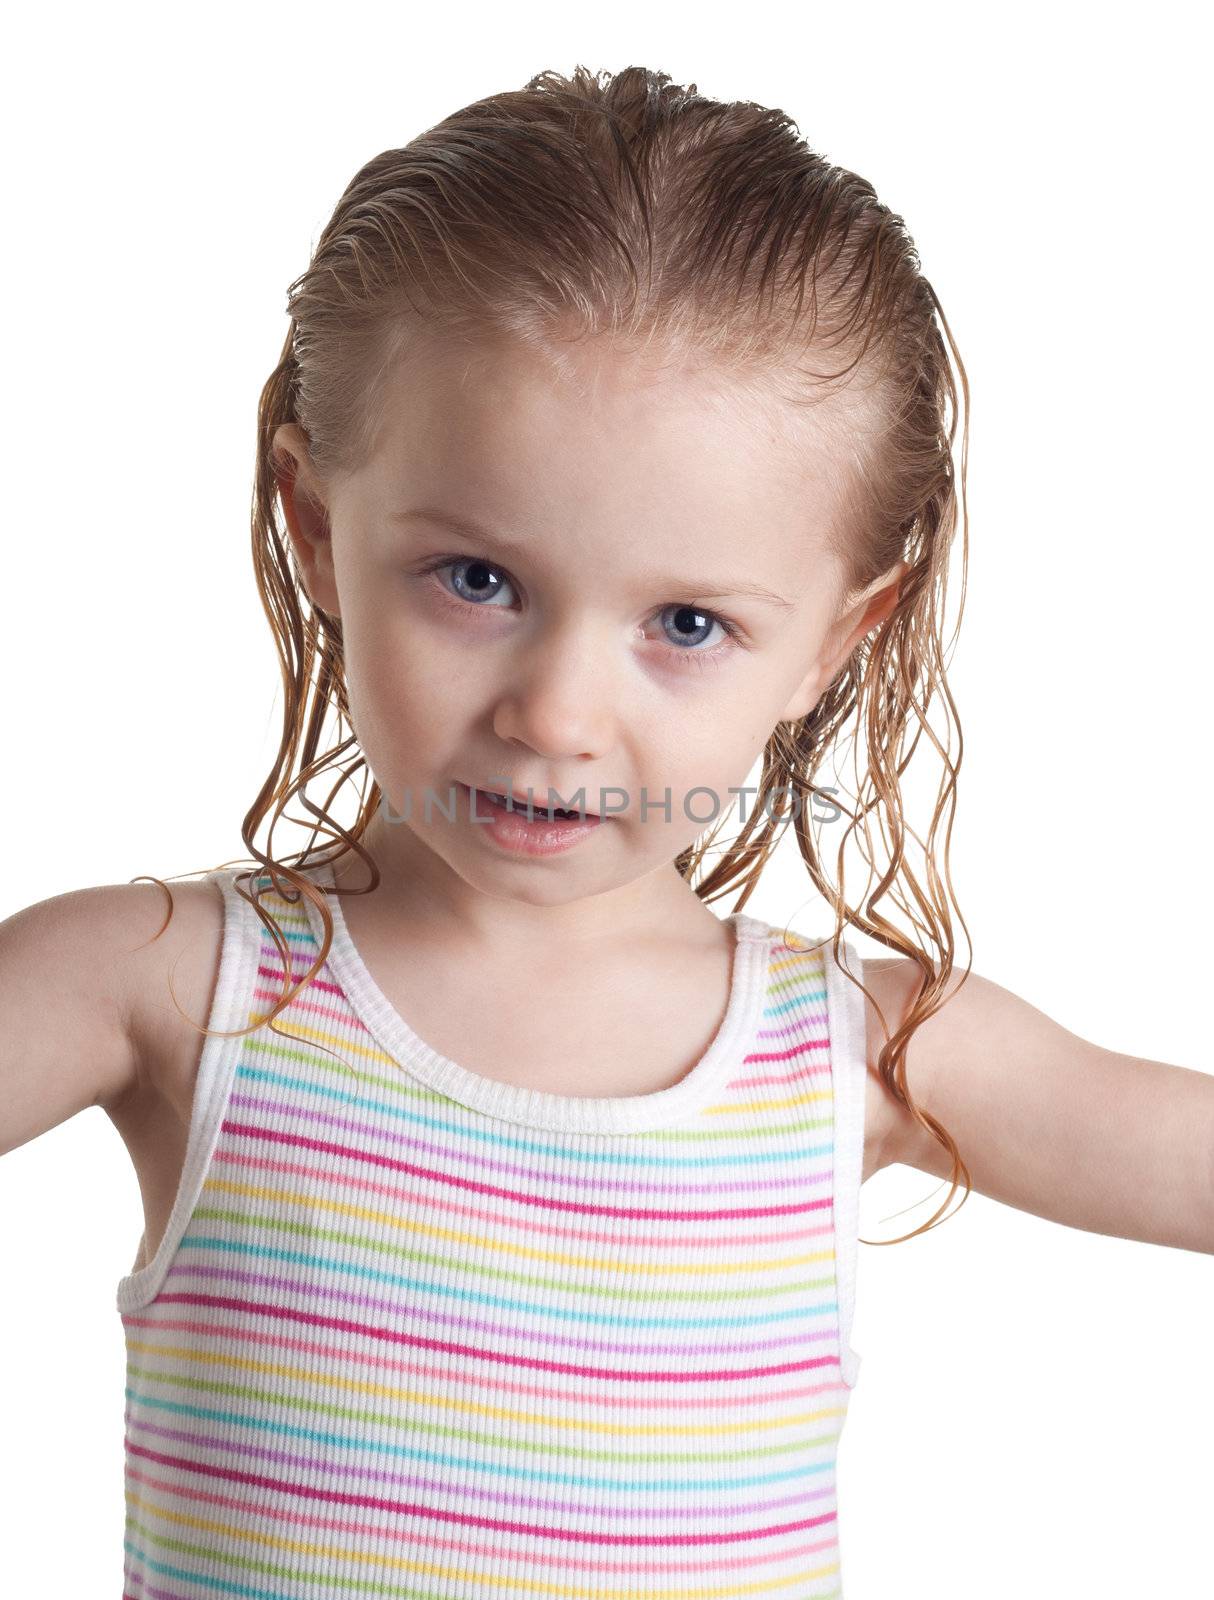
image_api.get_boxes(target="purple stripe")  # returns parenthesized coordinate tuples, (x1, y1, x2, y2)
(146, 1288, 843, 1383)
(145, 1258, 841, 1362)
(224, 1091, 835, 1199)
(130, 1440, 840, 1548)
(123, 1409, 839, 1521)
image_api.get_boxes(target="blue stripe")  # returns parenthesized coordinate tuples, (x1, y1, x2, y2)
(232, 1062, 834, 1167)
(173, 1230, 842, 1330)
(124, 1389, 842, 1494)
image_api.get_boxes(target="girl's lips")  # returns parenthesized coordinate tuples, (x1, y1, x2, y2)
(471, 783, 600, 818)
(458, 781, 606, 858)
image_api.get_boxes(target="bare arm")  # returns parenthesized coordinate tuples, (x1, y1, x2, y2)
(0, 884, 154, 1157)
(863, 957, 1214, 1255)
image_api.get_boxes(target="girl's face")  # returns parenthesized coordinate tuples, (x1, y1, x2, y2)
(274, 332, 904, 935)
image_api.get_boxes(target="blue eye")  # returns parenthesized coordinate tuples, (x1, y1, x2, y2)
(658, 603, 728, 651)
(439, 556, 516, 606)
(421, 554, 744, 669)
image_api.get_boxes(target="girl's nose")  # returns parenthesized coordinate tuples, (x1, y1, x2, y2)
(490, 623, 617, 761)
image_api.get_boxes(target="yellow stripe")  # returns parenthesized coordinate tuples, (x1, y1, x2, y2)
(125, 1487, 842, 1598)
(200, 1175, 835, 1280)
(253, 1017, 831, 1115)
(702, 1090, 829, 1117)
(767, 946, 824, 967)
(126, 1337, 848, 1438)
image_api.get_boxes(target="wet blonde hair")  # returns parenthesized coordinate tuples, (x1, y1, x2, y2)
(152, 64, 972, 1246)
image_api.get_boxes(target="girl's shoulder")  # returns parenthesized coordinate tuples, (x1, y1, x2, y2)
(99, 875, 228, 1270)
(0, 873, 224, 1165)
(857, 955, 929, 1178)
(117, 873, 228, 1128)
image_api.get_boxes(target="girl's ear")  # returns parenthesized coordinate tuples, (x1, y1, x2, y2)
(777, 559, 909, 726)
(271, 422, 341, 618)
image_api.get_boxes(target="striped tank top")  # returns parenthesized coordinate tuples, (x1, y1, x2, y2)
(116, 860, 868, 1599)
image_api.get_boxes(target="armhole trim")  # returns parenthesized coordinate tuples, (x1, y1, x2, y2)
(115, 868, 261, 1314)
(824, 936, 867, 1389)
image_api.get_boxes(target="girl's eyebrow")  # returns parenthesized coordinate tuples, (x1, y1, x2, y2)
(391, 505, 795, 609)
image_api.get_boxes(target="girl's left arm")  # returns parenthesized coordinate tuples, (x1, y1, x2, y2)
(864, 959, 1214, 1255)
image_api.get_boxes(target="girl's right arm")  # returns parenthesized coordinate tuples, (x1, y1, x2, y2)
(0, 884, 151, 1157)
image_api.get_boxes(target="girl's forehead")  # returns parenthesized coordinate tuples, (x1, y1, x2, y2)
(382, 326, 832, 432)
(358, 330, 853, 552)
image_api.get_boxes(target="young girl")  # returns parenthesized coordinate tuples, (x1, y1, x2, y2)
(3, 63, 1211, 1600)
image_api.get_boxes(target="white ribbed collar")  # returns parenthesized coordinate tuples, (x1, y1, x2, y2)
(295, 859, 773, 1135)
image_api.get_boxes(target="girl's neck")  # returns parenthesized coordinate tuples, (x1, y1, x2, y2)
(324, 817, 726, 961)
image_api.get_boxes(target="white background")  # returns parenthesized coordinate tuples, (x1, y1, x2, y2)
(2, 2, 1210, 1595)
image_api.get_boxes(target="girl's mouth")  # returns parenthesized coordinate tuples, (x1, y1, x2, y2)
(479, 787, 597, 821)
(458, 782, 606, 856)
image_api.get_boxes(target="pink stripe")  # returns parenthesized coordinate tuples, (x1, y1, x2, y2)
(126, 1448, 840, 1550)
(126, 1308, 847, 1408)
(128, 1462, 842, 1579)
(217, 1116, 834, 1221)
(123, 1583, 197, 1600)
(757, 1008, 827, 1031)
(147, 1289, 844, 1384)
(226, 1088, 834, 1200)
(746, 1034, 828, 1063)
(125, 1411, 842, 1524)
(255, 964, 368, 1018)
(142, 1259, 843, 1367)
(211, 1143, 835, 1252)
